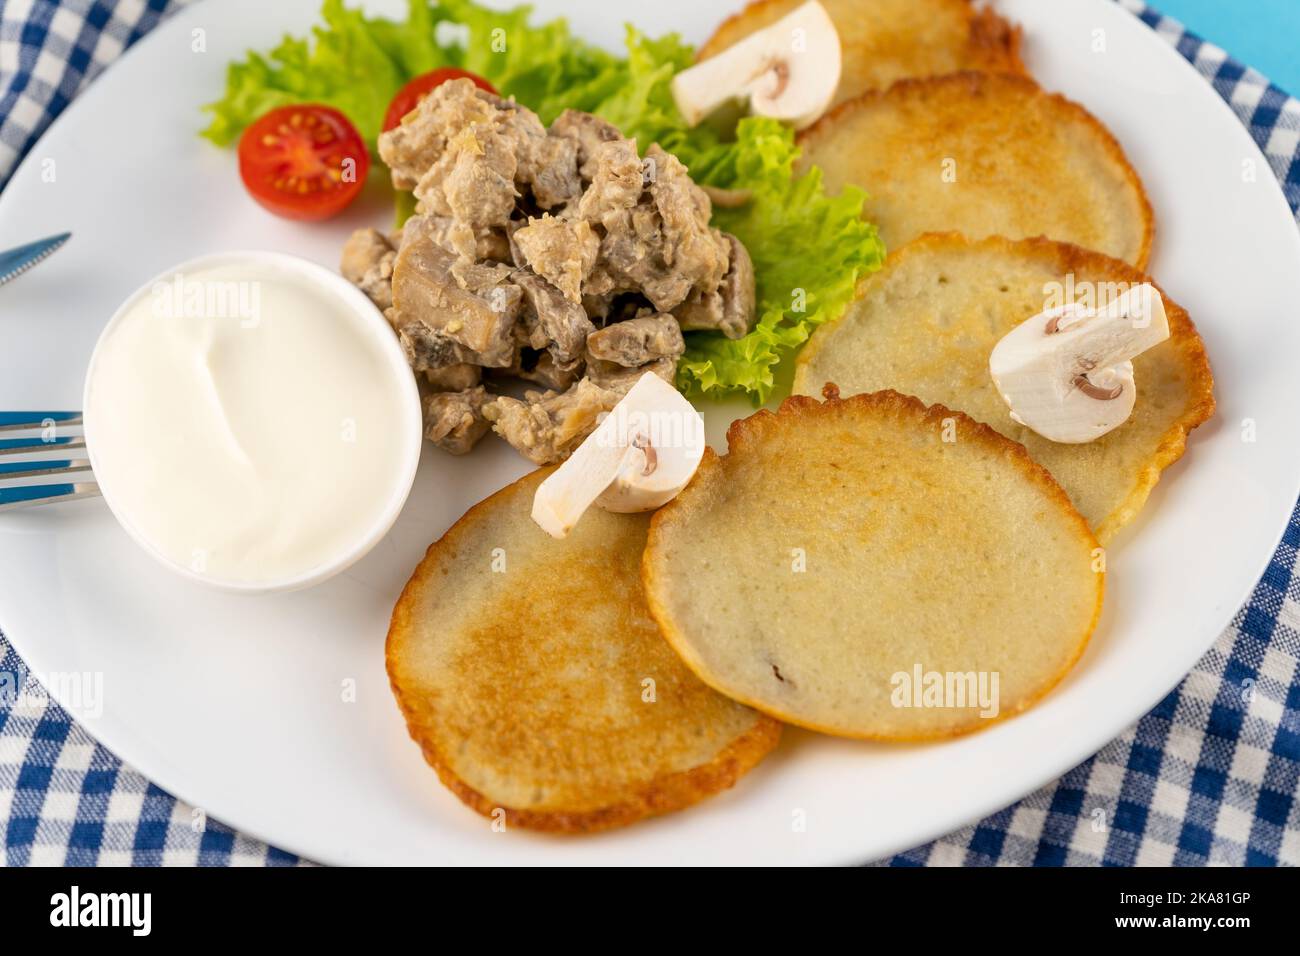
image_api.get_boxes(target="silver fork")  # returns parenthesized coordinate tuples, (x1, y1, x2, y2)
(0, 414, 100, 513)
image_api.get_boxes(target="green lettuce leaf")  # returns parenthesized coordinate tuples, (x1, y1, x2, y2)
(676, 119, 884, 402)
(200, 0, 885, 403)
(201, 0, 450, 150)
(200, 0, 691, 153)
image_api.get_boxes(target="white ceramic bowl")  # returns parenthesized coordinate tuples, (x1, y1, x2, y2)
(82, 250, 424, 594)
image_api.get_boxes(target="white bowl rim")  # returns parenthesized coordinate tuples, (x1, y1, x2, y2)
(81, 249, 424, 595)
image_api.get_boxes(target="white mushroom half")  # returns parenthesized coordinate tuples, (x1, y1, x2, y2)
(671, 0, 842, 130)
(988, 283, 1170, 444)
(531, 373, 705, 538)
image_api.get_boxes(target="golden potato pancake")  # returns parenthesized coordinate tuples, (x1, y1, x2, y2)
(794, 234, 1215, 542)
(797, 72, 1155, 268)
(698, 0, 1024, 108)
(643, 389, 1104, 740)
(387, 468, 780, 833)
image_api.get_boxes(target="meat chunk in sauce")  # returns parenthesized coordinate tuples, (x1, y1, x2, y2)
(551, 109, 622, 182)
(492, 349, 581, 392)
(576, 139, 645, 230)
(581, 142, 730, 312)
(586, 312, 685, 367)
(405, 214, 511, 263)
(424, 364, 482, 392)
(511, 215, 599, 303)
(340, 228, 397, 310)
(350, 81, 758, 461)
(586, 356, 678, 395)
(673, 233, 757, 340)
(483, 378, 621, 464)
(379, 80, 580, 223)
(423, 386, 491, 455)
(390, 226, 520, 368)
(513, 271, 594, 367)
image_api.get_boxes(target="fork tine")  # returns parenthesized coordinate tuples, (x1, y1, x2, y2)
(0, 413, 82, 433)
(0, 412, 98, 512)
(0, 481, 100, 512)
(0, 458, 93, 482)
(0, 436, 87, 458)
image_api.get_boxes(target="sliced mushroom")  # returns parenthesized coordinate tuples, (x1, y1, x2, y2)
(671, 0, 842, 130)
(988, 283, 1170, 444)
(531, 373, 706, 537)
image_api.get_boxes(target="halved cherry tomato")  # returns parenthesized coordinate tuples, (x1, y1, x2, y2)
(382, 68, 498, 133)
(238, 104, 370, 221)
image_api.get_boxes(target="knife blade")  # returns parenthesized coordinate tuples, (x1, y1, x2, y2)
(0, 232, 71, 287)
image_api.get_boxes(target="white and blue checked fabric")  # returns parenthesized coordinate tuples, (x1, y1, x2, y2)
(1, 0, 1298, 867)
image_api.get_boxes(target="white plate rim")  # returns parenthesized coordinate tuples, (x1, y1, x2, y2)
(0, 0, 1297, 866)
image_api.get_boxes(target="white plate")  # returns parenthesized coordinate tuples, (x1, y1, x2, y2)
(1, 0, 1297, 866)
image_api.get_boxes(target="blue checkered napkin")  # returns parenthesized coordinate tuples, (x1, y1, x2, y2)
(887, 1, 1300, 867)
(1, 0, 1298, 867)
(0, 640, 303, 866)
(0, 0, 180, 192)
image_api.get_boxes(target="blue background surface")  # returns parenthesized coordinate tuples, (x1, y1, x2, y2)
(1158, 0, 1300, 94)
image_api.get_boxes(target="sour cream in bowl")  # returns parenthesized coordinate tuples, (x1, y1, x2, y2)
(83, 251, 422, 593)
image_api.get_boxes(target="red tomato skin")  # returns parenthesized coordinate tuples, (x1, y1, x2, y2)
(382, 68, 498, 132)
(237, 104, 370, 222)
